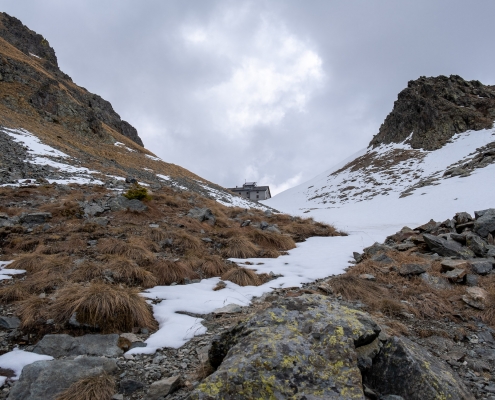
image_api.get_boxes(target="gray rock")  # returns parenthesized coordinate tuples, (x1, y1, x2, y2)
(364, 336, 474, 400)
(440, 259, 468, 271)
(443, 268, 467, 282)
(83, 203, 104, 217)
(398, 264, 427, 276)
(265, 225, 281, 234)
(19, 212, 52, 224)
(474, 210, 495, 238)
(240, 219, 251, 227)
(264, 209, 273, 217)
(192, 295, 379, 399)
(450, 233, 467, 243)
(353, 252, 363, 263)
(8, 356, 118, 400)
(364, 242, 392, 256)
(259, 221, 269, 230)
(466, 233, 487, 256)
(91, 217, 108, 226)
(454, 212, 473, 224)
(356, 337, 382, 372)
(474, 208, 495, 219)
(120, 379, 144, 394)
(187, 208, 216, 226)
(465, 274, 479, 287)
(126, 199, 148, 213)
(469, 259, 493, 275)
(487, 244, 495, 257)
(423, 234, 475, 259)
(381, 396, 405, 400)
(147, 376, 181, 400)
(0, 316, 21, 329)
(420, 273, 451, 290)
(213, 304, 244, 314)
(371, 253, 394, 264)
(32, 334, 123, 358)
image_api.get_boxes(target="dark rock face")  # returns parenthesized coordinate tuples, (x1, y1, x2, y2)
(369, 75, 495, 150)
(364, 336, 474, 400)
(7, 356, 118, 400)
(0, 12, 144, 146)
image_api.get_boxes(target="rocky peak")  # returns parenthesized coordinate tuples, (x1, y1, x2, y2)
(0, 12, 58, 67)
(370, 75, 495, 150)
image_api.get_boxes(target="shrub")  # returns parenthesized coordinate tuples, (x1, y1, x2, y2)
(221, 267, 262, 286)
(51, 283, 157, 333)
(123, 185, 150, 201)
(56, 374, 115, 400)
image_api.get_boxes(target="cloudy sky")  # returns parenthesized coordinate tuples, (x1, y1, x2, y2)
(3, 1, 495, 195)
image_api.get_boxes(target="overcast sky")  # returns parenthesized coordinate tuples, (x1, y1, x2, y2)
(3, 1, 495, 194)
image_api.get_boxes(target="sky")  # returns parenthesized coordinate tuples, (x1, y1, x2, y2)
(2, 1, 495, 195)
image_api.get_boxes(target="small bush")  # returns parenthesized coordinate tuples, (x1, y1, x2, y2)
(56, 374, 115, 400)
(51, 283, 157, 333)
(123, 185, 150, 201)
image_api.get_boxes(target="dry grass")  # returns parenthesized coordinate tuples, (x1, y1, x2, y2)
(0, 283, 29, 303)
(22, 269, 66, 293)
(200, 256, 232, 278)
(146, 260, 197, 285)
(221, 267, 262, 287)
(329, 275, 388, 305)
(105, 257, 157, 288)
(171, 230, 203, 250)
(98, 238, 154, 265)
(481, 279, 495, 326)
(222, 237, 258, 258)
(248, 230, 296, 251)
(148, 228, 167, 243)
(8, 254, 70, 274)
(51, 283, 157, 333)
(55, 374, 115, 400)
(17, 297, 51, 329)
(70, 262, 106, 282)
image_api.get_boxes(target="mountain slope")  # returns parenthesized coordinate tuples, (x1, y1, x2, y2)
(0, 12, 262, 209)
(265, 75, 495, 236)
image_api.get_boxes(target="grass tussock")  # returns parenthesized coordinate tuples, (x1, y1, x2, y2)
(17, 297, 51, 329)
(222, 237, 258, 259)
(200, 256, 232, 278)
(248, 230, 296, 251)
(221, 267, 262, 286)
(98, 238, 154, 265)
(105, 257, 157, 288)
(0, 283, 29, 303)
(22, 269, 66, 293)
(70, 262, 106, 282)
(9, 254, 70, 274)
(171, 230, 203, 250)
(55, 374, 115, 400)
(51, 283, 157, 333)
(146, 260, 197, 285)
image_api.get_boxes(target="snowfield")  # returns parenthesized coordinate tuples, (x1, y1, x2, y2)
(134, 128, 495, 352)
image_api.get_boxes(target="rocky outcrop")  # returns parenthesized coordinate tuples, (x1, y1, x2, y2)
(370, 75, 495, 150)
(0, 12, 144, 146)
(189, 295, 470, 400)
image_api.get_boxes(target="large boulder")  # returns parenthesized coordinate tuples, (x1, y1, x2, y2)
(364, 336, 474, 400)
(32, 334, 123, 358)
(423, 234, 475, 259)
(474, 209, 495, 238)
(7, 356, 118, 400)
(187, 208, 216, 226)
(190, 295, 380, 400)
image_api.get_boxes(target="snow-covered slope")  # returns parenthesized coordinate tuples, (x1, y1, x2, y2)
(265, 128, 495, 240)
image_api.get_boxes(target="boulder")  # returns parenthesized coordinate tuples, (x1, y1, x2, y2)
(454, 212, 473, 225)
(465, 233, 487, 256)
(443, 268, 466, 282)
(119, 379, 144, 394)
(371, 254, 394, 264)
(440, 259, 468, 272)
(126, 199, 148, 213)
(363, 243, 392, 256)
(32, 334, 123, 358)
(8, 356, 118, 400)
(108, 196, 147, 213)
(462, 287, 488, 310)
(423, 234, 475, 259)
(468, 259, 493, 275)
(0, 316, 21, 329)
(187, 208, 216, 226)
(420, 273, 451, 290)
(398, 264, 427, 276)
(192, 295, 380, 399)
(474, 210, 495, 238)
(82, 203, 104, 217)
(364, 336, 474, 400)
(147, 376, 181, 399)
(19, 212, 52, 225)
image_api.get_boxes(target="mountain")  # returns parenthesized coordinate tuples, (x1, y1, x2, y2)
(0, 12, 261, 209)
(265, 75, 495, 237)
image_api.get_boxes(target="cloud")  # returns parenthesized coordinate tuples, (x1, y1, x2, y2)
(187, 13, 325, 136)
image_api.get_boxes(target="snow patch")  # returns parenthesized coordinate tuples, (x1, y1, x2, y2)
(0, 349, 53, 381)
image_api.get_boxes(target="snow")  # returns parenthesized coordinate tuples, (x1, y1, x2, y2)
(0, 261, 25, 281)
(0, 349, 53, 382)
(29, 53, 41, 59)
(2, 128, 104, 186)
(133, 128, 495, 354)
(114, 141, 137, 152)
(146, 154, 163, 162)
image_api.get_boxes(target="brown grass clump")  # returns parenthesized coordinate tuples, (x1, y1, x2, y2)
(200, 256, 232, 278)
(51, 283, 157, 333)
(22, 269, 66, 293)
(481, 281, 495, 327)
(105, 257, 157, 288)
(222, 237, 258, 259)
(17, 297, 51, 329)
(146, 260, 197, 285)
(329, 275, 388, 304)
(221, 267, 262, 287)
(56, 374, 115, 400)
(0, 283, 29, 303)
(9, 237, 40, 252)
(249, 230, 296, 251)
(98, 238, 154, 265)
(171, 231, 203, 250)
(148, 228, 167, 243)
(376, 298, 405, 317)
(70, 262, 106, 282)
(8, 254, 69, 274)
